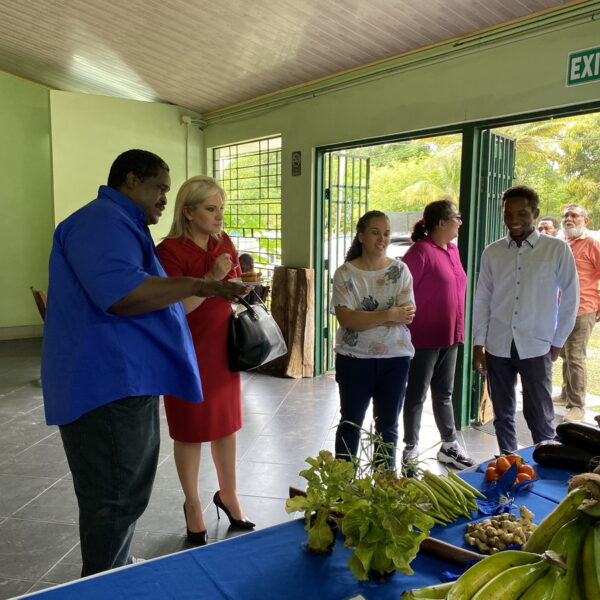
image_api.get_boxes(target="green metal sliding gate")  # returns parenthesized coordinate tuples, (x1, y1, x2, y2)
(320, 151, 370, 372)
(455, 129, 515, 426)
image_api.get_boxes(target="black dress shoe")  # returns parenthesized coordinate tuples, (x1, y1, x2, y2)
(183, 503, 208, 545)
(213, 491, 255, 529)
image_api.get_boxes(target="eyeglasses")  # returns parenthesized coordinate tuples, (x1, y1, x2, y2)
(563, 212, 583, 219)
(451, 214, 463, 222)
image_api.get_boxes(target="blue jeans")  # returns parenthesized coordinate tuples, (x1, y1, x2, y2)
(59, 395, 160, 577)
(334, 354, 410, 468)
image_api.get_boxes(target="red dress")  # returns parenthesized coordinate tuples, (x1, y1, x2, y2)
(157, 235, 242, 442)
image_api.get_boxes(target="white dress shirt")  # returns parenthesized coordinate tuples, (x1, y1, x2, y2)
(473, 229, 579, 359)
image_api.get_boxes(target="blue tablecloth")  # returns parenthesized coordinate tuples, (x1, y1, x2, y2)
(20, 448, 570, 600)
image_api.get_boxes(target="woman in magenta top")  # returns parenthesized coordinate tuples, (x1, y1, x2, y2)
(401, 200, 474, 470)
(157, 176, 254, 546)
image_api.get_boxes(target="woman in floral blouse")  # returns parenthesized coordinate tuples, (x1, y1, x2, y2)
(331, 210, 415, 467)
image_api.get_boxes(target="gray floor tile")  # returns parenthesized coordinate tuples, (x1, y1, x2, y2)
(0, 443, 69, 479)
(13, 480, 77, 525)
(38, 560, 82, 586)
(242, 394, 284, 415)
(0, 577, 38, 600)
(129, 530, 190, 561)
(235, 460, 305, 498)
(259, 413, 332, 439)
(241, 434, 327, 467)
(0, 519, 79, 580)
(25, 581, 64, 594)
(0, 475, 57, 518)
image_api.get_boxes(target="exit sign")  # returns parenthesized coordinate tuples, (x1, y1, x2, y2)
(567, 46, 600, 86)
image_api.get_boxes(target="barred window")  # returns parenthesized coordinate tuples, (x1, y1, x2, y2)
(213, 137, 282, 283)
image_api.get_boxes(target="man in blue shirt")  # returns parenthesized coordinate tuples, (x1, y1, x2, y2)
(42, 149, 248, 576)
(472, 185, 578, 454)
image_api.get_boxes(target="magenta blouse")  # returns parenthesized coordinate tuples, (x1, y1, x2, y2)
(402, 237, 467, 349)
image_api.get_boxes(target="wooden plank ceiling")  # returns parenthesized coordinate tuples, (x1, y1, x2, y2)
(0, 0, 580, 114)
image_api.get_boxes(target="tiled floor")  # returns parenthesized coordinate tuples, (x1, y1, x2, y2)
(0, 337, 596, 599)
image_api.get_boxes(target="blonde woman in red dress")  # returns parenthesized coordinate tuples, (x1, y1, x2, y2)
(157, 176, 254, 545)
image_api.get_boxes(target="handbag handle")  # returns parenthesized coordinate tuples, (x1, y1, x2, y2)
(235, 290, 265, 321)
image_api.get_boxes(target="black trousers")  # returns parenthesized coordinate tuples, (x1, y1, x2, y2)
(402, 344, 459, 448)
(486, 343, 554, 453)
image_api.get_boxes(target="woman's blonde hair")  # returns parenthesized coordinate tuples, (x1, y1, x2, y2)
(165, 175, 226, 240)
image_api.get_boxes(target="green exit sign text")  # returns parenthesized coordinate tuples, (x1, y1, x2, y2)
(567, 46, 600, 87)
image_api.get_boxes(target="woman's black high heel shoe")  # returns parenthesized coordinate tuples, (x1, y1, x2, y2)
(213, 491, 255, 529)
(183, 503, 208, 545)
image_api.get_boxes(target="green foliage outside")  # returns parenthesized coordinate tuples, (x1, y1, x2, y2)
(346, 112, 600, 230)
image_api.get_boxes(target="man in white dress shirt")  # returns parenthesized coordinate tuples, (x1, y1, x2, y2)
(472, 185, 579, 453)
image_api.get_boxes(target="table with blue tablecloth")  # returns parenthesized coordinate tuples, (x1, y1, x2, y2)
(17, 449, 574, 600)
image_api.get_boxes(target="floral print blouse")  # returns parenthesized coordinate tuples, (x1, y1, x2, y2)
(330, 259, 415, 359)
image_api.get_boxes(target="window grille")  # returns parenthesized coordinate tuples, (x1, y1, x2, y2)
(213, 137, 282, 284)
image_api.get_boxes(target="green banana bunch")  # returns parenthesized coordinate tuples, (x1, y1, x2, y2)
(408, 470, 483, 524)
(445, 549, 540, 600)
(582, 521, 600, 600)
(522, 486, 590, 553)
(400, 580, 453, 598)
(518, 565, 562, 600)
(470, 557, 550, 599)
(547, 515, 588, 600)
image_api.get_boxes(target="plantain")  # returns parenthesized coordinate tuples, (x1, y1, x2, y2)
(470, 558, 550, 600)
(582, 522, 600, 600)
(522, 486, 590, 553)
(400, 580, 453, 598)
(547, 514, 588, 600)
(514, 564, 561, 600)
(445, 550, 539, 600)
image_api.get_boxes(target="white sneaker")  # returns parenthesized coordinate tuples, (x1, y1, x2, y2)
(436, 444, 475, 470)
(402, 445, 419, 464)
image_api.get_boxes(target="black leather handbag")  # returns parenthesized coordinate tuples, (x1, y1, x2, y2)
(228, 293, 287, 372)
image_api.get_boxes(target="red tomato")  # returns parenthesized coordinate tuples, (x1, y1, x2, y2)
(485, 467, 500, 481)
(495, 457, 511, 474)
(518, 464, 536, 479)
(505, 454, 523, 467)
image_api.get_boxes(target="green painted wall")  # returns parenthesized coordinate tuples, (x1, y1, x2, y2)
(203, 6, 600, 269)
(50, 91, 203, 242)
(0, 71, 52, 329)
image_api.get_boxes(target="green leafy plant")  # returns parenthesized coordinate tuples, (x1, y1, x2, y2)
(285, 450, 354, 553)
(341, 468, 435, 581)
(287, 425, 438, 577)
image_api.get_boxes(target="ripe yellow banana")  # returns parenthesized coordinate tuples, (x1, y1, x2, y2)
(471, 558, 550, 599)
(522, 486, 590, 553)
(582, 522, 600, 600)
(446, 550, 539, 600)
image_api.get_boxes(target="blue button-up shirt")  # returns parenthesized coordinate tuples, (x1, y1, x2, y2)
(42, 186, 203, 425)
(473, 229, 579, 359)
